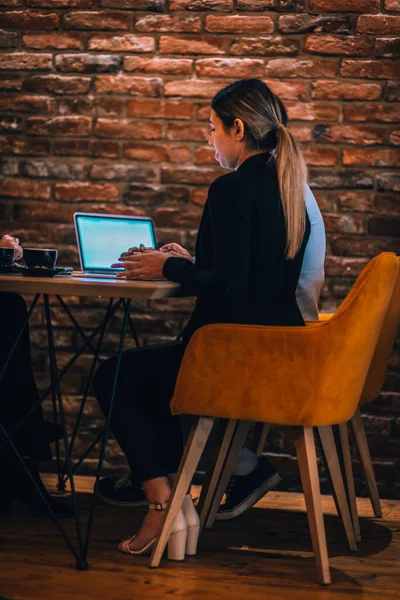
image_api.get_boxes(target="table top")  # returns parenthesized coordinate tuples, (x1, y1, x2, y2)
(0, 274, 181, 300)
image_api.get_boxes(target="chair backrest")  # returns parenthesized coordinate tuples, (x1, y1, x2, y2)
(171, 253, 398, 427)
(360, 257, 400, 404)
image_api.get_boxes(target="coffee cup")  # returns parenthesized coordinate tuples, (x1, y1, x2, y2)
(22, 248, 58, 269)
(0, 248, 15, 266)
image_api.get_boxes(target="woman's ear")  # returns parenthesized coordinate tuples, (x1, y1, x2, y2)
(233, 118, 245, 142)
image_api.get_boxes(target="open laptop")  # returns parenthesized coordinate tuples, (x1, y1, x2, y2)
(72, 212, 157, 279)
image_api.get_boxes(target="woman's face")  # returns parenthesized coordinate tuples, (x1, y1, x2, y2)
(208, 109, 244, 170)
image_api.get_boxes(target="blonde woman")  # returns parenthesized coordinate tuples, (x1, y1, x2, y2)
(94, 79, 312, 558)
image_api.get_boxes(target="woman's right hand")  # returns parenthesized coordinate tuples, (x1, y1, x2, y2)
(159, 243, 194, 263)
(0, 235, 23, 260)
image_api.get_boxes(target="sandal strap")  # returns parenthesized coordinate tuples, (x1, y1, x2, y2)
(148, 502, 168, 511)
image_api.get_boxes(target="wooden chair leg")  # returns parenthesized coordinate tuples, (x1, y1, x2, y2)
(255, 423, 270, 457)
(339, 422, 361, 543)
(205, 420, 252, 530)
(149, 416, 215, 568)
(296, 427, 331, 586)
(197, 419, 238, 530)
(318, 426, 357, 552)
(351, 408, 382, 518)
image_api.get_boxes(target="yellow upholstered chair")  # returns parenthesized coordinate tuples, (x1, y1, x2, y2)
(317, 257, 400, 542)
(149, 253, 398, 585)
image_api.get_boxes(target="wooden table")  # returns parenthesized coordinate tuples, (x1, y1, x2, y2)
(0, 273, 181, 569)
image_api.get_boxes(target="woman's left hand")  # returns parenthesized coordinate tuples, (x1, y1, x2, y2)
(111, 250, 170, 280)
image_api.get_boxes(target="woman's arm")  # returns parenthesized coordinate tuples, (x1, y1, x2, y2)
(163, 176, 252, 305)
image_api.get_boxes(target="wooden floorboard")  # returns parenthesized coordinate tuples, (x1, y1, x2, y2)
(0, 475, 399, 599)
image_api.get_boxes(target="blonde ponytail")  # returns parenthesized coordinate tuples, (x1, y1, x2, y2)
(275, 125, 308, 259)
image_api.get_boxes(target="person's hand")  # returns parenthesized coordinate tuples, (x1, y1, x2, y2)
(120, 244, 155, 259)
(159, 243, 194, 263)
(0, 235, 23, 261)
(111, 250, 170, 280)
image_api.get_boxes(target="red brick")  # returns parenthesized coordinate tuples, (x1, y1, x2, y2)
(123, 143, 191, 163)
(152, 206, 203, 227)
(288, 125, 312, 142)
(63, 11, 130, 30)
(377, 173, 400, 193)
(278, 14, 352, 34)
(376, 38, 400, 59)
(55, 54, 121, 73)
(90, 162, 157, 181)
(0, 116, 23, 133)
(1, 10, 58, 29)
(27, 116, 92, 137)
(375, 194, 400, 216)
(324, 213, 365, 234)
(15, 202, 143, 223)
(287, 101, 339, 121)
(309, 170, 373, 189)
(0, 73, 23, 91)
(54, 182, 120, 202)
(357, 15, 400, 34)
(385, 0, 400, 9)
(135, 15, 201, 32)
(195, 58, 264, 78)
(55, 95, 125, 117)
(127, 98, 192, 119)
(0, 135, 49, 155)
(206, 15, 274, 33)
(100, 0, 165, 8)
(0, 53, 51, 70)
(330, 235, 398, 258)
(0, 0, 23, 5)
(325, 256, 368, 277)
(369, 216, 400, 237)
(338, 191, 373, 213)
(27, 0, 95, 5)
(24, 75, 90, 95)
(266, 58, 338, 78)
(342, 148, 400, 167)
(340, 60, 399, 80)
(303, 147, 338, 166)
(88, 34, 154, 52)
(0, 30, 17, 48)
(22, 33, 83, 50)
(124, 57, 192, 75)
(170, 0, 233, 9)
(390, 129, 400, 146)
(94, 118, 162, 139)
(167, 122, 210, 142)
(194, 146, 216, 165)
(314, 124, 386, 145)
(53, 139, 119, 158)
(159, 35, 229, 55)
(95, 75, 161, 96)
(310, 0, 379, 11)
(0, 177, 51, 200)
(21, 158, 91, 180)
(304, 35, 373, 57)
(231, 36, 299, 56)
(0, 93, 55, 113)
(165, 79, 222, 98)
(343, 104, 400, 123)
(277, 0, 305, 10)
(124, 184, 189, 207)
(312, 80, 382, 101)
(161, 165, 219, 185)
(237, 0, 274, 9)
(265, 80, 309, 100)
(192, 187, 208, 207)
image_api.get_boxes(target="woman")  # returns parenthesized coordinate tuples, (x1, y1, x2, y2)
(94, 79, 311, 557)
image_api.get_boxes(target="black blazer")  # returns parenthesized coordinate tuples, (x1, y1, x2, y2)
(163, 152, 311, 345)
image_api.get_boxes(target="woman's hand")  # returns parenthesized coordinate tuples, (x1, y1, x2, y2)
(111, 250, 170, 280)
(120, 244, 154, 258)
(159, 243, 194, 263)
(0, 235, 23, 261)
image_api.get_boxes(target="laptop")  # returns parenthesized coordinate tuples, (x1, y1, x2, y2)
(72, 212, 157, 279)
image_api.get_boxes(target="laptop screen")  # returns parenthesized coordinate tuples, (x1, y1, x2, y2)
(75, 213, 156, 272)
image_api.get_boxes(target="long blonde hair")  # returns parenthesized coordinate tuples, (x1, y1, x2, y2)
(211, 79, 308, 259)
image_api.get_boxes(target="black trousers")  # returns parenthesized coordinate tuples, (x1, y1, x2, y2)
(94, 341, 185, 483)
(0, 293, 51, 464)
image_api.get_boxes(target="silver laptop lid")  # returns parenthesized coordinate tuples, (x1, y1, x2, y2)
(74, 212, 157, 273)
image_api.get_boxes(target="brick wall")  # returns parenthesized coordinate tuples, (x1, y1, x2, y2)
(0, 0, 399, 497)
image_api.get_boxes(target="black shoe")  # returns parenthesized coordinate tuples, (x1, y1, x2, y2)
(215, 457, 281, 520)
(98, 473, 148, 507)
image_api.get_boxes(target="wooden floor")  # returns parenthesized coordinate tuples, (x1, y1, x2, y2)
(1, 475, 400, 600)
